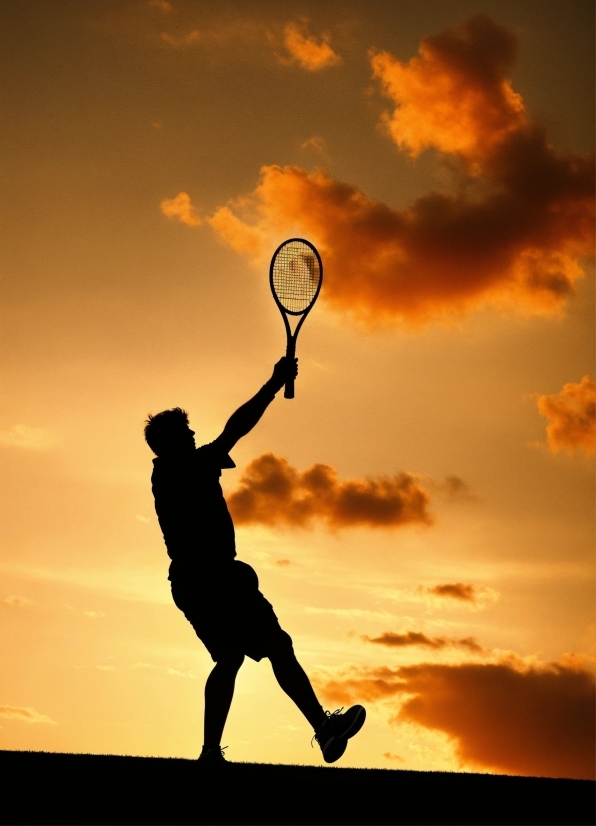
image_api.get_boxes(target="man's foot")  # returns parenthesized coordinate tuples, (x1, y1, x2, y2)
(314, 705, 366, 764)
(197, 745, 228, 766)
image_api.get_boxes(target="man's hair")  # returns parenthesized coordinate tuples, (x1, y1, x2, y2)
(144, 407, 189, 456)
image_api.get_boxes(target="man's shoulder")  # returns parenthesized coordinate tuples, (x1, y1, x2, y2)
(196, 442, 236, 469)
(150, 445, 236, 482)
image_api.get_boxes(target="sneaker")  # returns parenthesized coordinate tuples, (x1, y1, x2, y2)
(313, 705, 366, 764)
(197, 745, 228, 766)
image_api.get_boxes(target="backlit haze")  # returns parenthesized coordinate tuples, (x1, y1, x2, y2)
(1, 0, 594, 779)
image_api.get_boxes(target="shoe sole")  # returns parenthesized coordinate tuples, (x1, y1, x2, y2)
(321, 707, 366, 763)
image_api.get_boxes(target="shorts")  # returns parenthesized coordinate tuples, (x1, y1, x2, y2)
(170, 559, 292, 662)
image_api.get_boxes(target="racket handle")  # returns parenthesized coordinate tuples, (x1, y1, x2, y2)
(284, 340, 295, 399)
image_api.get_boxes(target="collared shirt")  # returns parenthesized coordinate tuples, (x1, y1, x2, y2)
(151, 443, 236, 579)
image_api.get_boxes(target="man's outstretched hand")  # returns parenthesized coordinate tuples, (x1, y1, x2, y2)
(270, 356, 299, 392)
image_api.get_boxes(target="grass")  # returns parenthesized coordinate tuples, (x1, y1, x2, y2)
(1, 750, 594, 825)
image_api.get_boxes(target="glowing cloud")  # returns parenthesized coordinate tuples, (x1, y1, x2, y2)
(536, 376, 595, 455)
(160, 191, 202, 227)
(208, 206, 262, 257)
(370, 14, 524, 162)
(314, 658, 596, 780)
(227, 453, 432, 530)
(281, 22, 340, 71)
(203, 15, 593, 326)
(0, 706, 57, 725)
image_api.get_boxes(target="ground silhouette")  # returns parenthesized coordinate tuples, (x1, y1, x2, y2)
(2, 750, 593, 825)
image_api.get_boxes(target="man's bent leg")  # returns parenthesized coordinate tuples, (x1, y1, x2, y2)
(204, 649, 245, 748)
(268, 640, 326, 731)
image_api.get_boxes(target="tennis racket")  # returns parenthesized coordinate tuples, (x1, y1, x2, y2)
(270, 238, 323, 399)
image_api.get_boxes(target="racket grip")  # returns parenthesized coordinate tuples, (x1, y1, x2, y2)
(284, 377, 295, 399)
(284, 340, 296, 399)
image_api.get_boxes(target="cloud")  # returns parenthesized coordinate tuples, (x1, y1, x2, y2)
(0, 425, 53, 450)
(280, 22, 341, 71)
(383, 751, 405, 762)
(160, 29, 202, 48)
(306, 606, 402, 622)
(157, 17, 338, 68)
(208, 204, 263, 257)
(536, 376, 595, 455)
(435, 475, 477, 502)
(377, 582, 499, 611)
(66, 604, 105, 619)
(426, 582, 477, 602)
(204, 15, 593, 327)
(1, 595, 32, 608)
(130, 662, 196, 678)
(227, 453, 432, 530)
(301, 136, 328, 155)
(314, 658, 596, 780)
(1, 562, 170, 605)
(275, 558, 291, 566)
(370, 14, 523, 162)
(0, 706, 57, 725)
(160, 191, 202, 227)
(420, 582, 499, 610)
(149, 0, 172, 13)
(363, 631, 484, 652)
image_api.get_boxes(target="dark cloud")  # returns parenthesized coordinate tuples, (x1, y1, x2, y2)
(440, 476, 477, 502)
(363, 630, 483, 652)
(427, 582, 477, 602)
(383, 751, 405, 762)
(314, 658, 596, 780)
(227, 453, 432, 530)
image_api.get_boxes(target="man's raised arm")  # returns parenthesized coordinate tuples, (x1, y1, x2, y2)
(212, 357, 298, 453)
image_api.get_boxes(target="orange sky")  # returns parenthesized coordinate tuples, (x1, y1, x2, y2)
(1, 0, 594, 779)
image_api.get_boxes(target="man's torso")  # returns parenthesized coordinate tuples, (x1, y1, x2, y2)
(151, 444, 236, 578)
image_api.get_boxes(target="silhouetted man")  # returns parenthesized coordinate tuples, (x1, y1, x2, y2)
(145, 357, 365, 764)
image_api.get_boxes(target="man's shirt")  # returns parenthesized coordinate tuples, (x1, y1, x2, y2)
(151, 443, 236, 580)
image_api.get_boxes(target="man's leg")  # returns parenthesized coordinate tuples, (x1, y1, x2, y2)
(268, 638, 366, 764)
(203, 649, 245, 748)
(268, 640, 327, 731)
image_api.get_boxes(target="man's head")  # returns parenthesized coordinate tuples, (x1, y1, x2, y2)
(144, 408, 196, 457)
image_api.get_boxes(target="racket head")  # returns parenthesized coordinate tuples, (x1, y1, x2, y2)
(269, 238, 323, 316)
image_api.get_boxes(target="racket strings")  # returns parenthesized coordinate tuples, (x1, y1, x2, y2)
(272, 241, 321, 313)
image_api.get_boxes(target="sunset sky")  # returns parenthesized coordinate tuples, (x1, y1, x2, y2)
(1, 0, 594, 779)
